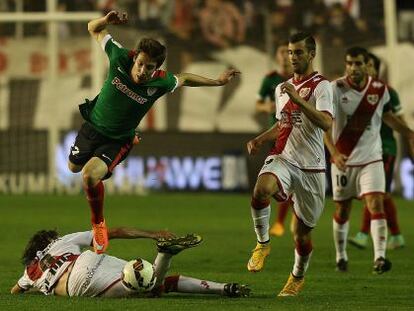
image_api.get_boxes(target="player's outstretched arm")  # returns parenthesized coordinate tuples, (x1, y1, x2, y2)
(87, 11, 128, 43)
(247, 123, 279, 155)
(383, 111, 414, 139)
(108, 227, 176, 240)
(176, 69, 240, 88)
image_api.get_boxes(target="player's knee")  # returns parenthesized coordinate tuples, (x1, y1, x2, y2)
(82, 171, 99, 187)
(366, 195, 384, 214)
(368, 203, 383, 214)
(68, 161, 82, 173)
(253, 184, 274, 201)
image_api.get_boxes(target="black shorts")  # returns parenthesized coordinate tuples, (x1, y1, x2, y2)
(383, 154, 396, 193)
(69, 122, 133, 179)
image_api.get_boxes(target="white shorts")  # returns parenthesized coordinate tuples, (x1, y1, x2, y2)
(259, 155, 326, 228)
(67, 250, 129, 297)
(331, 161, 385, 201)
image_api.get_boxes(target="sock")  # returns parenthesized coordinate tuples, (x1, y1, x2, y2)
(84, 181, 104, 224)
(333, 216, 349, 262)
(292, 241, 313, 278)
(165, 275, 225, 295)
(250, 198, 271, 243)
(371, 213, 387, 260)
(383, 196, 400, 235)
(360, 205, 371, 234)
(153, 253, 173, 287)
(277, 198, 291, 224)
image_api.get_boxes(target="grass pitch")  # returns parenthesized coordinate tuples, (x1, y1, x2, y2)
(0, 193, 413, 310)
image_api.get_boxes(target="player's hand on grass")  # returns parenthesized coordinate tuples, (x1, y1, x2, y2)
(151, 230, 176, 240)
(333, 152, 348, 172)
(247, 138, 262, 155)
(105, 11, 128, 25)
(217, 69, 240, 85)
(281, 82, 302, 104)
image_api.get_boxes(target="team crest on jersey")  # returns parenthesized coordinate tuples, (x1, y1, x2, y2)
(367, 94, 379, 105)
(299, 87, 311, 98)
(147, 87, 157, 96)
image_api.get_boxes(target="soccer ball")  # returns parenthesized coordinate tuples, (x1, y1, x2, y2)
(122, 258, 156, 292)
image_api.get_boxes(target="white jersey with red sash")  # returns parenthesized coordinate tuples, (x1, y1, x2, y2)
(331, 76, 390, 166)
(17, 231, 93, 295)
(270, 72, 333, 171)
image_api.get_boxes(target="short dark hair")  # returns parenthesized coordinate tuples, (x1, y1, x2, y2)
(288, 32, 316, 52)
(136, 38, 166, 68)
(22, 230, 59, 266)
(345, 46, 369, 63)
(274, 39, 288, 54)
(368, 52, 381, 72)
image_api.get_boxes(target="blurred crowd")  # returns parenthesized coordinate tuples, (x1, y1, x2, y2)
(1, 0, 414, 72)
(1, 0, 414, 45)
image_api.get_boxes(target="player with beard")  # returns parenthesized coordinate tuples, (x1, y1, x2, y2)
(325, 47, 414, 274)
(246, 32, 333, 296)
(67, 11, 239, 254)
(348, 52, 413, 250)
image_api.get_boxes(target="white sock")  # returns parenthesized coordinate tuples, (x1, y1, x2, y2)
(371, 218, 387, 260)
(175, 275, 225, 295)
(251, 205, 271, 242)
(292, 249, 312, 278)
(333, 219, 349, 262)
(153, 253, 173, 287)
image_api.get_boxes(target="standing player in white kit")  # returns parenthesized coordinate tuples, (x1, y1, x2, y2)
(246, 32, 333, 296)
(11, 227, 249, 298)
(325, 46, 414, 273)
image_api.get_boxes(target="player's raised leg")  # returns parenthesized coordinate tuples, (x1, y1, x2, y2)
(152, 234, 203, 288)
(278, 217, 312, 296)
(247, 173, 277, 272)
(332, 199, 352, 272)
(364, 193, 392, 274)
(82, 157, 109, 254)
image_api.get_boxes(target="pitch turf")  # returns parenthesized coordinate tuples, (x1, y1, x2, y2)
(0, 193, 413, 310)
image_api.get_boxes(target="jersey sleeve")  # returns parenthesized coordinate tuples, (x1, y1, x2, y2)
(61, 231, 93, 247)
(165, 72, 179, 93)
(314, 80, 334, 118)
(101, 34, 129, 62)
(382, 87, 392, 114)
(17, 269, 34, 290)
(274, 85, 282, 121)
(389, 88, 403, 115)
(257, 77, 269, 101)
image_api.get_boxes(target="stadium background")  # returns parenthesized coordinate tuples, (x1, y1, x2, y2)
(1, 1, 414, 310)
(0, 0, 413, 197)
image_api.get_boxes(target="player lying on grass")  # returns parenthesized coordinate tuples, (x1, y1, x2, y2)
(68, 10, 240, 254)
(11, 227, 250, 298)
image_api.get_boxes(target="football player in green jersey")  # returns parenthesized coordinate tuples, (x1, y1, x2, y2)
(256, 41, 292, 127)
(349, 52, 414, 250)
(255, 41, 293, 237)
(67, 11, 240, 254)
